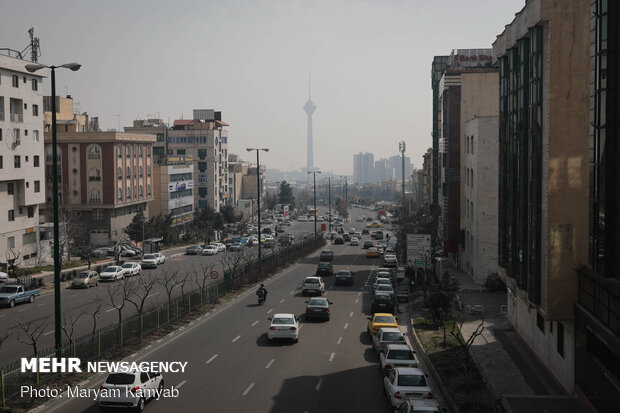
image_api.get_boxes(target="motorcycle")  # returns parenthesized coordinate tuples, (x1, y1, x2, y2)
(257, 290, 267, 305)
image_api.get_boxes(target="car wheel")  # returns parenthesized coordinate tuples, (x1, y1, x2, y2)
(29, 295, 35, 303)
(9, 300, 15, 308)
(136, 397, 145, 412)
(293, 337, 299, 343)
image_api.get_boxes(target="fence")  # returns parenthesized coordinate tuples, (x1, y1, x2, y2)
(0, 235, 325, 407)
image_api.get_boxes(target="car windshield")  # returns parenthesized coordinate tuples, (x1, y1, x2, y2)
(321, 250, 332, 254)
(398, 374, 427, 387)
(0, 287, 18, 294)
(105, 373, 135, 385)
(318, 263, 330, 268)
(377, 279, 391, 284)
(337, 270, 351, 276)
(305, 278, 319, 284)
(272, 317, 295, 325)
(387, 349, 415, 360)
(374, 316, 396, 324)
(308, 298, 327, 306)
(382, 332, 403, 340)
(77, 273, 91, 279)
(377, 285, 393, 291)
(103, 267, 118, 272)
(374, 295, 392, 303)
(143, 254, 156, 259)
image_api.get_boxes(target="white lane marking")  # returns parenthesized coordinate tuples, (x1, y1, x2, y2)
(329, 352, 335, 362)
(17, 309, 25, 312)
(358, 292, 362, 296)
(279, 299, 285, 304)
(267, 308, 273, 314)
(315, 378, 323, 391)
(265, 359, 275, 369)
(344, 323, 349, 329)
(232, 335, 241, 343)
(0, 314, 6, 318)
(36, 304, 44, 307)
(349, 311, 354, 318)
(242, 382, 255, 396)
(176, 380, 187, 389)
(289, 290, 295, 295)
(105, 308, 115, 313)
(251, 320, 259, 327)
(337, 337, 342, 345)
(147, 292, 159, 298)
(206, 354, 218, 364)
(354, 299, 359, 304)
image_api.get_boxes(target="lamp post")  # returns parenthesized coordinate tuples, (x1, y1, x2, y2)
(341, 176, 348, 222)
(307, 171, 321, 237)
(326, 177, 332, 233)
(247, 148, 269, 265)
(26, 62, 80, 357)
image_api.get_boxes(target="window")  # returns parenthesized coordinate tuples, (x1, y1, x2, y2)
(7, 237, 14, 249)
(134, 185, 137, 198)
(153, 147, 164, 155)
(12, 75, 18, 87)
(13, 128, 20, 141)
(1, 156, 3, 168)
(89, 189, 101, 203)
(177, 149, 186, 155)
(536, 312, 544, 333)
(139, 185, 143, 197)
(147, 184, 151, 196)
(92, 210, 104, 220)
(199, 175, 207, 183)
(198, 162, 207, 172)
(126, 187, 131, 198)
(8, 210, 15, 221)
(89, 168, 101, 182)
(139, 145, 143, 156)
(118, 167, 122, 179)
(14, 156, 20, 168)
(33, 130, 39, 142)
(0, 128, 2, 140)
(7, 182, 14, 195)
(156, 133, 164, 142)
(133, 145, 138, 157)
(147, 145, 151, 157)
(31, 79, 38, 91)
(139, 166, 143, 177)
(27, 206, 34, 218)
(126, 145, 130, 158)
(32, 104, 38, 116)
(198, 149, 207, 159)
(118, 188, 123, 200)
(147, 165, 151, 177)
(126, 167, 130, 179)
(88, 144, 101, 159)
(34, 181, 40, 192)
(199, 187, 208, 197)
(117, 145, 123, 158)
(471, 137, 474, 153)
(557, 322, 564, 357)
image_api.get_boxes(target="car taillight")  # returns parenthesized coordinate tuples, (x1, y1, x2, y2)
(324, 309, 329, 313)
(130, 386, 140, 394)
(269, 327, 276, 330)
(427, 393, 433, 399)
(385, 364, 392, 370)
(394, 391, 401, 399)
(289, 327, 297, 331)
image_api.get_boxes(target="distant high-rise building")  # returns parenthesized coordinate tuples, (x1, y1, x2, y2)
(431, 56, 450, 207)
(353, 152, 374, 184)
(303, 79, 316, 175)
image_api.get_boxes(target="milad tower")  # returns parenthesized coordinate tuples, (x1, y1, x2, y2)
(303, 79, 316, 179)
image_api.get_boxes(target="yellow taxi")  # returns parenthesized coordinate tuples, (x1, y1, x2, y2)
(367, 313, 398, 335)
(366, 222, 382, 228)
(366, 247, 381, 258)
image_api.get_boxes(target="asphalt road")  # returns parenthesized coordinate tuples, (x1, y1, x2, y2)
(0, 222, 321, 365)
(37, 206, 409, 413)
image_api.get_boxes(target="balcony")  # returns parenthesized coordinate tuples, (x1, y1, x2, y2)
(10, 113, 23, 123)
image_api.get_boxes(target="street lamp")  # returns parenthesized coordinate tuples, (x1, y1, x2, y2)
(341, 176, 348, 222)
(246, 148, 269, 265)
(307, 170, 321, 237)
(325, 177, 332, 233)
(26, 63, 82, 357)
(26, 62, 81, 357)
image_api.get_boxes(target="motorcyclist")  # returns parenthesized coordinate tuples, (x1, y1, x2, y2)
(257, 284, 268, 300)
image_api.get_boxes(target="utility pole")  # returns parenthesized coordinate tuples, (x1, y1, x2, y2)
(247, 148, 269, 265)
(307, 171, 321, 237)
(399, 141, 406, 214)
(327, 177, 332, 233)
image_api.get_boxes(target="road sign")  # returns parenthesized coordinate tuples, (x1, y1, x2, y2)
(407, 234, 431, 268)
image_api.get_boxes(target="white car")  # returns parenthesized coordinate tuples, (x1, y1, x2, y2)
(374, 284, 395, 297)
(383, 254, 398, 267)
(302, 276, 325, 296)
(0, 272, 9, 283)
(379, 343, 418, 375)
(372, 327, 407, 353)
(98, 371, 164, 411)
(202, 245, 218, 255)
(298, 216, 308, 222)
(268, 313, 299, 343)
(383, 367, 432, 407)
(214, 243, 226, 252)
(141, 254, 158, 269)
(120, 246, 138, 257)
(349, 237, 360, 246)
(153, 252, 166, 264)
(374, 278, 393, 290)
(99, 266, 124, 282)
(121, 262, 142, 277)
(376, 272, 392, 282)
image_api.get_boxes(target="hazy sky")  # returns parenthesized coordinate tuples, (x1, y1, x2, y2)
(1, 0, 523, 175)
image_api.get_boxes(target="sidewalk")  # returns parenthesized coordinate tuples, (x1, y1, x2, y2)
(448, 265, 588, 412)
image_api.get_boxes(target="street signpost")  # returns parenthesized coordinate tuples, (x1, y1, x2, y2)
(407, 234, 431, 268)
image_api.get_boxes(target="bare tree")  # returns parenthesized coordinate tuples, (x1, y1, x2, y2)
(192, 262, 217, 306)
(85, 297, 104, 337)
(5, 249, 22, 279)
(16, 318, 47, 356)
(0, 329, 13, 352)
(105, 280, 134, 326)
(219, 247, 254, 290)
(450, 319, 485, 390)
(158, 269, 180, 316)
(127, 273, 157, 339)
(62, 311, 86, 347)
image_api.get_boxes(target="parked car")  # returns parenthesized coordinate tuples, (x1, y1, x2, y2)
(374, 278, 393, 290)
(380, 343, 418, 375)
(395, 399, 441, 413)
(383, 254, 398, 268)
(202, 245, 218, 255)
(99, 266, 125, 282)
(383, 367, 432, 408)
(367, 313, 399, 336)
(362, 228, 370, 235)
(186, 245, 203, 255)
(263, 238, 276, 248)
(316, 262, 333, 277)
(372, 327, 406, 353)
(374, 284, 396, 298)
(229, 243, 243, 252)
(141, 254, 158, 269)
(72, 271, 99, 289)
(214, 243, 226, 253)
(302, 276, 325, 296)
(120, 246, 138, 257)
(91, 248, 107, 258)
(371, 294, 396, 314)
(98, 371, 165, 411)
(335, 269, 353, 285)
(267, 313, 299, 343)
(319, 250, 334, 261)
(0, 272, 9, 283)
(121, 262, 142, 277)
(305, 297, 332, 320)
(0, 285, 40, 307)
(153, 252, 166, 264)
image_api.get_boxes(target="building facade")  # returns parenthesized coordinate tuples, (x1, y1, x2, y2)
(124, 119, 168, 164)
(352, 152, 374, 184)
(495, 0, 590, 394)
(431, 56, 450, 208)
(463, 116, 498, 284)
(150, 156, 194, 226)
(0, 54, 45, 266)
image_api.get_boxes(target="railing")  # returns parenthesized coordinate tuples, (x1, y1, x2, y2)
(578, 266, 620, 336)
(10, 113, 23, 122)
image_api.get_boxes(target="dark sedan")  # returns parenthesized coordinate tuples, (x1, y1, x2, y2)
(320, 250, 334, 261)
(371, 294, 395, 314)
(305, 297, 332, 320)
(334, 236, 345, 245)
(186, 245, 203, 255)
(335, 269, 353, 285)
(316, 262, 333, 276)
(363, 240, 375, 249)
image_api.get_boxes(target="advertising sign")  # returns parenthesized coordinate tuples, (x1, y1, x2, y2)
(283, 205, 289, 217)
(407, 234, 431, 268)
(168, 180, 194, 192)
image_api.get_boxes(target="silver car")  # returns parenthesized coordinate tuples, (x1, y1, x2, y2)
(141, 254, 158, 269)
(121, 262, 142, 277)
(99, 266, 124, 282)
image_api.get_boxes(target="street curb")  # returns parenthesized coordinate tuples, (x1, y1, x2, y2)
(408, 298, 459, 413)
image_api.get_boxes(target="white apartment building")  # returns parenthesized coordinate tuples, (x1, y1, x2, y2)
(463, 116, 498, 284)
(353, 152, 373, 184)
(0, 54, 45, 266)
(151, 156, 194, 226)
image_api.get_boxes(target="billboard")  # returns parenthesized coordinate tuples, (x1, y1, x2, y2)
(407, 234, 431, 268)
(168, 180, 194, 192)
(283, 205, 289, 217)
